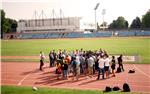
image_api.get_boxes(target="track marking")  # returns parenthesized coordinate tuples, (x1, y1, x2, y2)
(17, 73, 31, 85)
(133, 64, 150, 78)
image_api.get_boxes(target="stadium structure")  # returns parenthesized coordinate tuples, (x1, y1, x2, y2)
(17, 17, 81, 32)
(17, 10, 81, 32)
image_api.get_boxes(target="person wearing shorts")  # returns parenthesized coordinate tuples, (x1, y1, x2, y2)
(104, 54, 110, 78)
(118, 54, 124, 71)
(111, 56, 116, 77)
(97, 55, 105, 80)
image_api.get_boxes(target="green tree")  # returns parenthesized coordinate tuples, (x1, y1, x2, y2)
(125, 21, 129, 29)
(130, 17, 141, 29)
(7, 18, 18, 32)
(3, 18, 11, 33)
(109, 20, 117, 29)
(116, 16, 127, 29)
(1, 9, 17, 34)
(1, 10, 6, 38)
(142, 10, 150, 28)
(1, 9, 9, 33)
(1, 10, 5, 26)
(109, 16, 128, 29)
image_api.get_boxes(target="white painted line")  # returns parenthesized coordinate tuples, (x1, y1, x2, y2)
(133, 64, 150, 79)
(17, 73, 31, 85)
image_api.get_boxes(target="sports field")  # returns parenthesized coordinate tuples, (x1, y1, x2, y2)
(1, 37, 150, 63)
(1, 37, 150, 94)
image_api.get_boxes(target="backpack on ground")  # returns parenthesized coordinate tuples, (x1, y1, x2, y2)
(116, 67, 121, 73)
(128, 69, 135, 73)
(104, 86, 112, 92)
(113, 86, 120, 91)
(123, 83, 130, 92)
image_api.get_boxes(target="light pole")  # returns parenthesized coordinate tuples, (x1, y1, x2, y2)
(94, 3, 100, 31)
(102, 9, 106, 31)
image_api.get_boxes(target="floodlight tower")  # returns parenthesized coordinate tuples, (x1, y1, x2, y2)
(102, 9, 106, 30)
(94, 3, 100, 31)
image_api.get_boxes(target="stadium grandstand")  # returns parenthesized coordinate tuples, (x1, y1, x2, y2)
(15, 30, 150, 39)
(17, 17, 81, 32)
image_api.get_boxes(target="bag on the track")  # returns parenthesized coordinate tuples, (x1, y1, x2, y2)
(128, 69, 135, 73)
(123, 83, 130, 92)
(116, 67, 121, 73)
(113, 86, 120, 91)
(104, 86, 112, 92)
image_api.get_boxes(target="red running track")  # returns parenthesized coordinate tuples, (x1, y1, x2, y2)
(1, 62, 150, 93)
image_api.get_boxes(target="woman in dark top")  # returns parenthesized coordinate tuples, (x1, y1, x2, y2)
(62, 60, 68, 80)
(111, 56, 116, 77)
(118, 54, 124, 71)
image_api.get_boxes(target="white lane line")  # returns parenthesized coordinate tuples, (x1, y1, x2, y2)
(17, 73, 31, 85)
(133, 64, 150, 79)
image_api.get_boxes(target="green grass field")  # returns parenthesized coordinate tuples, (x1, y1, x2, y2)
(1, 85, 139, 94)
(1, 37, 150, 63)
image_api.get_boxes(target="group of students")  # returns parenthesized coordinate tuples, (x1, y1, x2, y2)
(39, 48, 124, 80)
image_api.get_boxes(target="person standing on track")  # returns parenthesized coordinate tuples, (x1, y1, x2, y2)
(64, 54, 71, 75)
(87, 54, 94, 78)
(111, 56, 116, 77)
(55, 59, 62, 79)
(75, 54, 81, 80)
(39, 51, 45, 71)
(62, 60, 68, 80)
(79, 54, 85, 74)
(71, 57, 78, 81)
(97, 55, 105, 80)
(49, 50, 55, 67)
(118, 54, 124, 71)
(104, 54, 110, 79)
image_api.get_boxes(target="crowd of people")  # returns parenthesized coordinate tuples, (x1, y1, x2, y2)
(39, 48, 124, 81)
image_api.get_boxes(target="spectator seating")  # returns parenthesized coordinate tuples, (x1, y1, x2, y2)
(18, 31, 150, 39)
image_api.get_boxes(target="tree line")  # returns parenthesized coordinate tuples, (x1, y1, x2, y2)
(98, 9, 150, 30)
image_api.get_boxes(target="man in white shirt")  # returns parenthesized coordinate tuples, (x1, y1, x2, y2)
(40, 51, 45, 71)
(75, 55, 80, 79)
(97, 55, 105, 80)
(104, 54, 110, 78)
